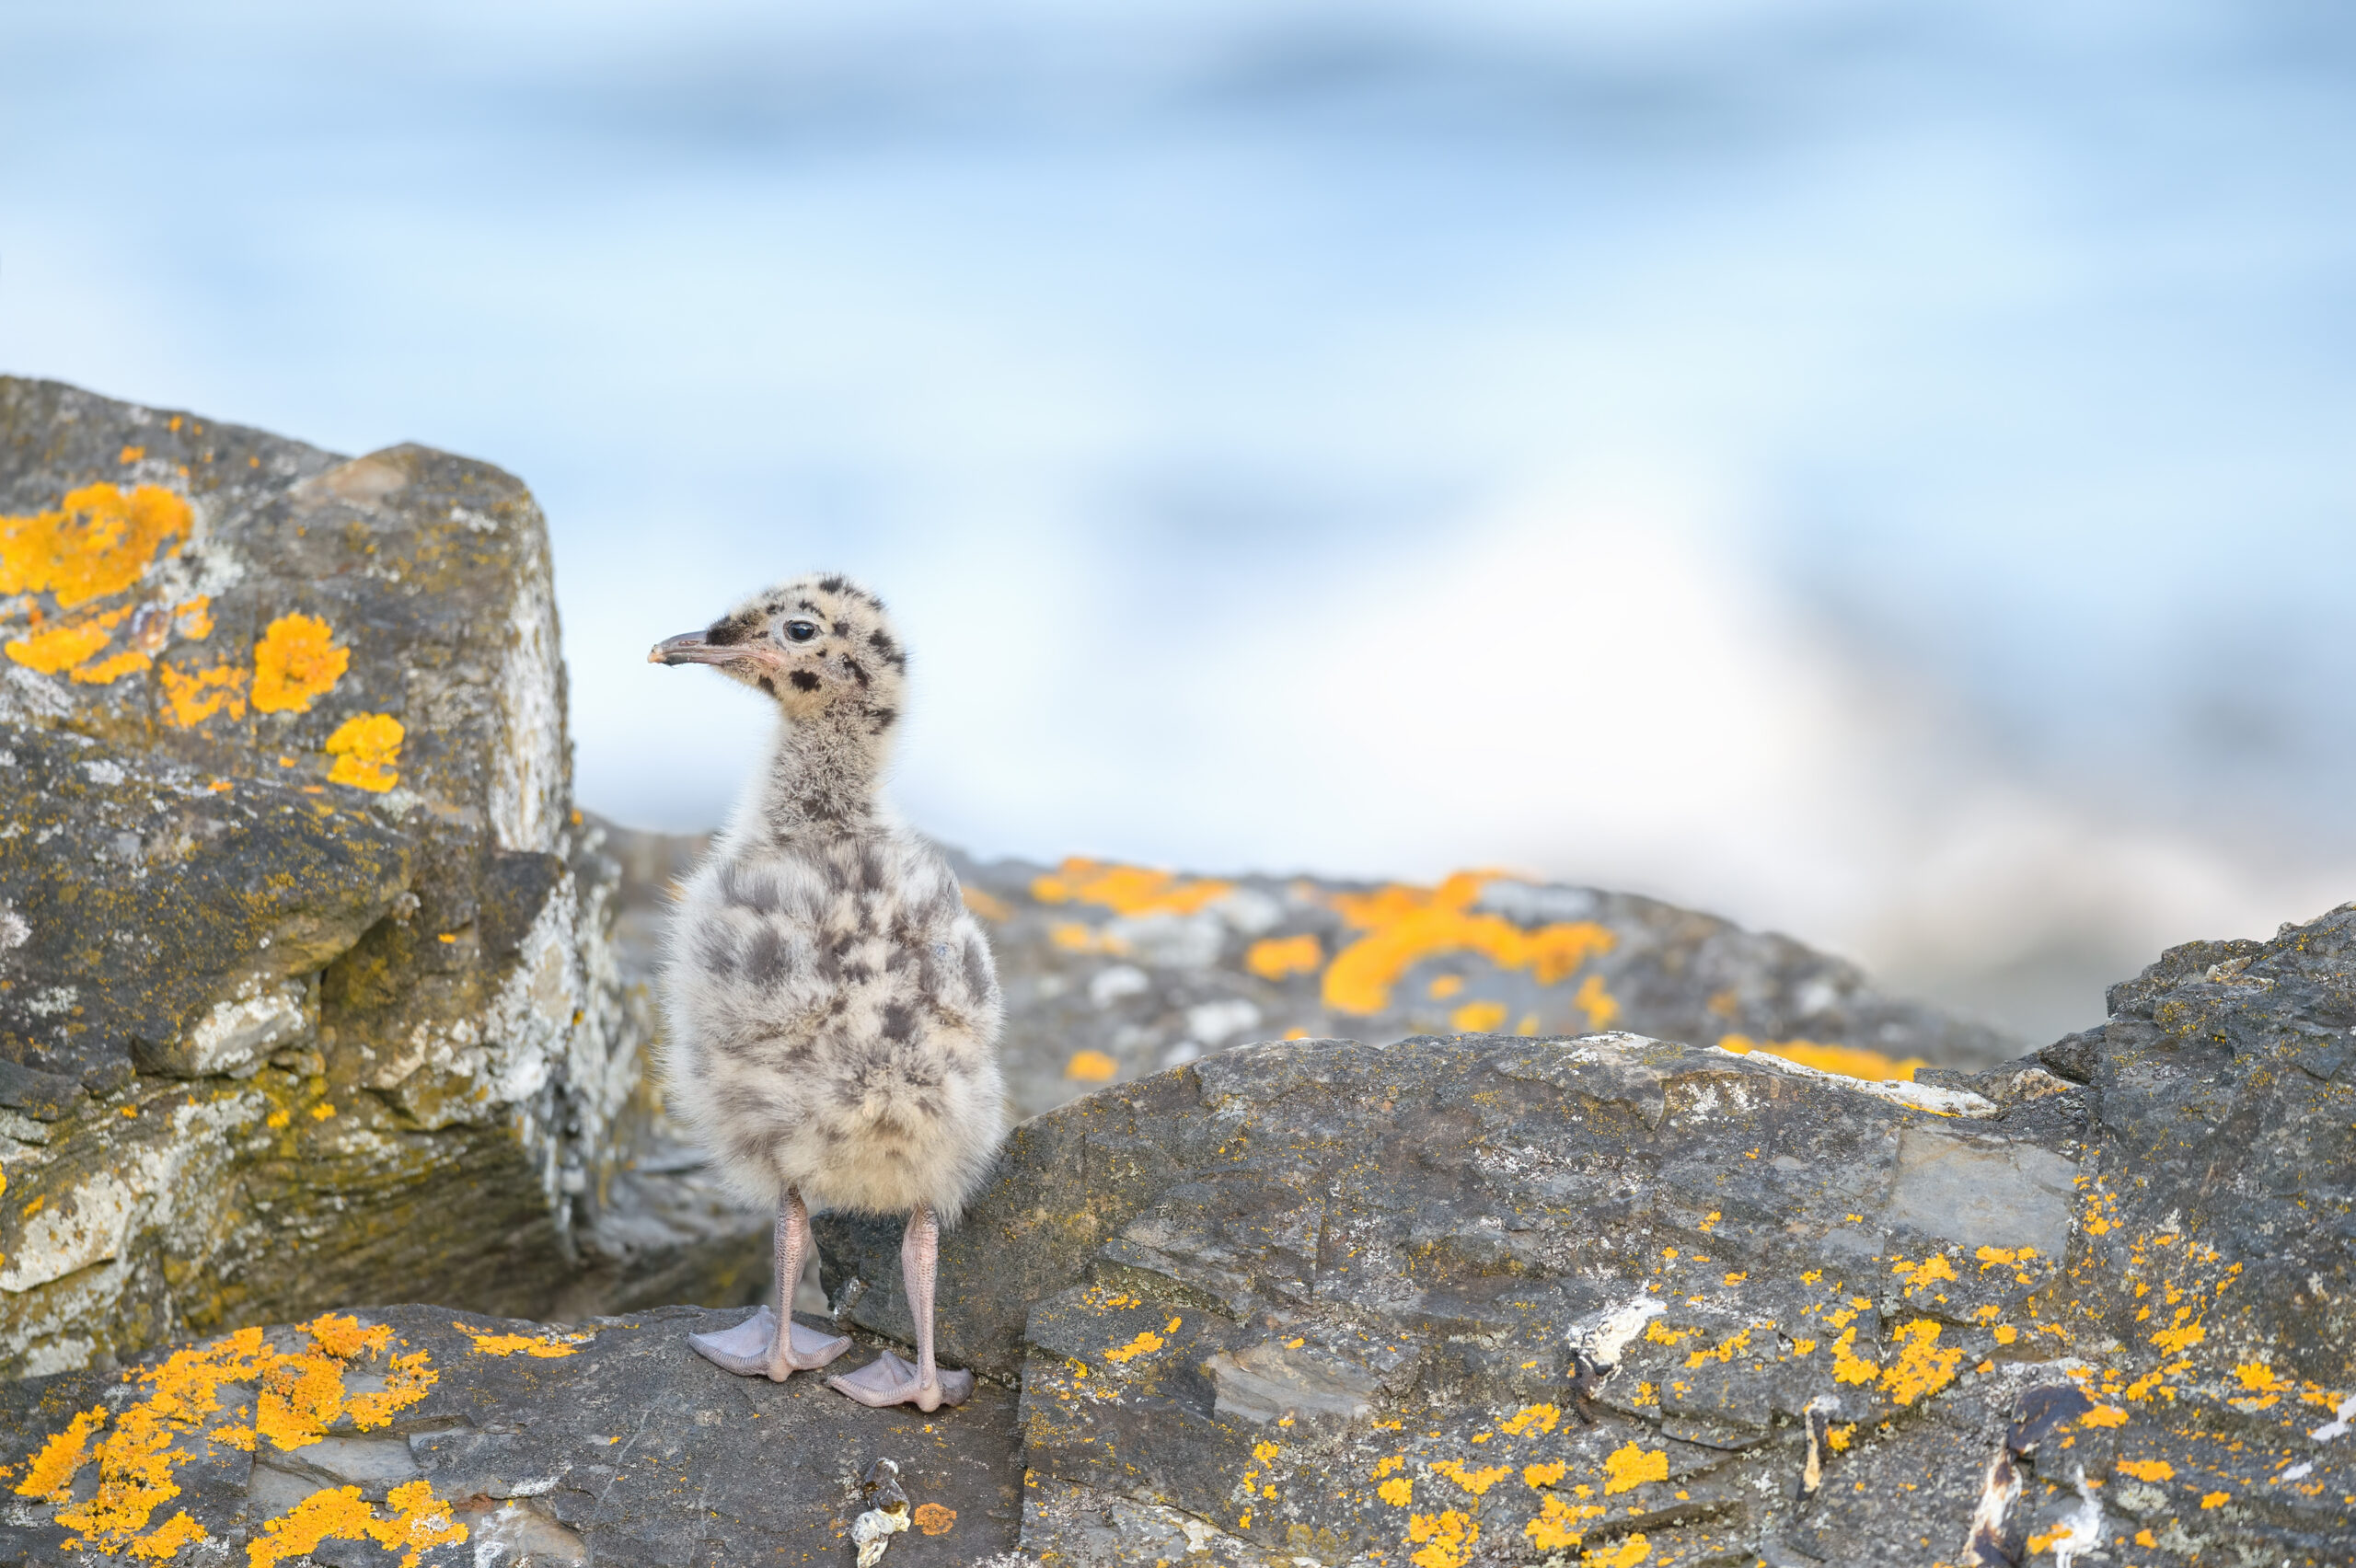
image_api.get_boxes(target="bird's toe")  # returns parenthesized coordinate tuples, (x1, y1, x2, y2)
(688, 1307, 780, 1378)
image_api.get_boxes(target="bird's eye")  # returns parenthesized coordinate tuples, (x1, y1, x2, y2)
(784, 620, 819, 643)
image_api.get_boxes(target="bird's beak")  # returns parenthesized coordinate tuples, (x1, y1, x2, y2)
(648, 631, 743, 667)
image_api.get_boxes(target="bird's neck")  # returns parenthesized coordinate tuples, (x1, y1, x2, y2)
(743, 706, 888, 845)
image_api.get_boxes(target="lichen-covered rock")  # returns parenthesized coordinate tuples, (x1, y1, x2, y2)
(958, 856, 2019, 1117)
(0, 1304, 1022, 1566)
(813, 909, 2356, 1565)
(0, 378, 744, 1378)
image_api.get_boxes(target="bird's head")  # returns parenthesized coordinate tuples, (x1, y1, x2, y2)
(649, 573, 907, 733)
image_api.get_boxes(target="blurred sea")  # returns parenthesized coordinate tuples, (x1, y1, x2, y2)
(5, 0, 2352, 1043)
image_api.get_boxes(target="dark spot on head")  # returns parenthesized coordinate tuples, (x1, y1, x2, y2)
(833, 620, 849, 637)
(817, 575, 848, 594)
(797, 599, 820, 613)
(743, 927, 792, 989)
(841, 656, 869, 686)
(880, 1001, 918, 1042)
(961, 930, 995, 1002)
(790, 669, 821, 692)
(870, 706, 897, 732)
(706, 616, 754, 646)
(757, 674, 776, 696)
(868, 628, 906, 668)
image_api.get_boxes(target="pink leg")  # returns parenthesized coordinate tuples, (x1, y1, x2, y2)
(826, 1204, 976, 1412)
(687, 1187, 852, 1380)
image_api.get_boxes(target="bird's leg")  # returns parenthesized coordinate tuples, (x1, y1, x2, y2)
(826, 1203, 976, 1412)
(687, 1186, 852, 1380)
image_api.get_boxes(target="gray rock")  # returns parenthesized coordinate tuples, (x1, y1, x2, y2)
(0, 378, 750, 1378)
(0, 1304, 1020, 1566)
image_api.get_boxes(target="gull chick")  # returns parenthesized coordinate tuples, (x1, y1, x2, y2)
(650, 574, 1005, 1411)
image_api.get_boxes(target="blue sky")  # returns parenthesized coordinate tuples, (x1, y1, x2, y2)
(6, 0, 2351, 1036)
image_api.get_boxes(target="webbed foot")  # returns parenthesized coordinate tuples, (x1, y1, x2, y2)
(826, 1348, 975, 1411)
(687, 1307, 853, 1380)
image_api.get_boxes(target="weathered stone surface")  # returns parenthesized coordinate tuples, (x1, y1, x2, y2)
(0, 1304, 1022, 1566)
(0, 378, 746, 1378)
(811, 912, 2356, 1565)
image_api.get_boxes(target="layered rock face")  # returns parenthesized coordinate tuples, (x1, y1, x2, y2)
(5, 911, 2351, 1563)
(0, 378, 752, 1379)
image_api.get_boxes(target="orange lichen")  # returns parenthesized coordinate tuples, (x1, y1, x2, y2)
(1065, 1050, 1118, 1083)
(1601, 1442, 1668, 1494)
(247, 1481, 467, 1568)
(452, 1322, 591, 1358)
(125, 1510, 208, 1561)
(325, 712, 403, 791)
(2079, 1404, 2128, 1428)
(250, 613, 348, 713)
(1103, 1329, 1166, 1364)
(6, 619, 112, 674)
(159, 662, 249, 727)
(1584, 1537, 1651, 1568)
(1879, 1320, 1961, 1405)
(913, 1503, 955, 1535)
(1449, 1000, 1508, 1033)
(1525, 1492, 1606, 1550)
(1406, 1508, 1477, 1568)
(1830, 1327, 1879, 1386)
(0, 483, 189, 609)
(1379, 1477, 1414, 1506)
(1574, 974, 1620, 1031)
(1500, 1403, 1560, 1436)
(1033, 858, 1234, 917)
(1429, 1460, 1511, 1496)
(960, 886, 1011, 922)
(13, 1407, 108, 1501)
(1246, 933, 1323, 981)
(175, 596, 213, 640)
(1896, 1255, 1958, 1290)
(305, 1314, 391, 1359)
(1716, 1034, 1926, 1082)
(1685, 1328, 1752, 1368)
(70, 648, 152, 684)
(1322, 873, 1615, 1015)
(2117, 1458, 2173, 1482)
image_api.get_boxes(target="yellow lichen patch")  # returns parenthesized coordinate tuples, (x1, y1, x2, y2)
(1715, 1034, 1926, 1082)
(960, 885, 1011, 922)
(1992, 1324, 2019, 1346)
(1525, 1492, 1606, 1550)
(209, 1424, 257, 1451)
(1449, 1000, 1508, 1033)
(1583, 1536, 1651, 1568)
(2200, 1490, 2229, 1508)
(325, 712, 404, 791)
(251, 613, 349, 713)
(125, 1509, 208, 1561)
(0, 483, 189, 609)
(1322, 872, 1615, 1015)
(1601, 1443, 1668, 1494)
(1065, 1050, 1119, 1083)
(1427, 974, 1465, 999)
(247, 1480, 467, 1568)
(305, 1314, 391, 1359)
(1246, 932, 1323, 980)
(1378, 1478, 1414, 1506)
(6, 619, 113, 674)
(160, 661, 249, 727)
(1429, 1460, 1510, 1496)
(1685, 1328, 1752, 1368)
(1405, 1508, 1477, 1568)
(2079, 1404, 2127, 1428)
(913, 1503, 955, 1535)
(1500, 1403, 1560, 1436)
(1895, 1255, 1958, 1290)
(71, 647, 152, 684)
(175, 596, 213, 640)
(453, 1322, 591, 1358)
(1879, 1320, 1960, 1405)
(1524, 1460, 1568, 1488)
(1825, 1424, 1854, 1453)
(1574, 974, 1619, 1031)
(14, 1407, 108, 1500)
(2150, 1317, 2206, 1355)
(1033, 858, 1234, 917)
(1048, 921, 1129, 956)
(1103, 1330, 1166, 1364)
(2117, 1458, 2173, 1482)
(1830, 1327, 1878, 1386)
(1974, 1245, 2037, 1270)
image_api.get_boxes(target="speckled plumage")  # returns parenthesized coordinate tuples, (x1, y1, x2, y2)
(655, 575, 1006, 1225)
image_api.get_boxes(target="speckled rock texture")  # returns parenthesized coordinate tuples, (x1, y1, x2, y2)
(0, 1303, 1022, 1566)
(0, 378, 754, 1380)
(810, 905, 2356, 1565)
(6, 907, 2350, 1565)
